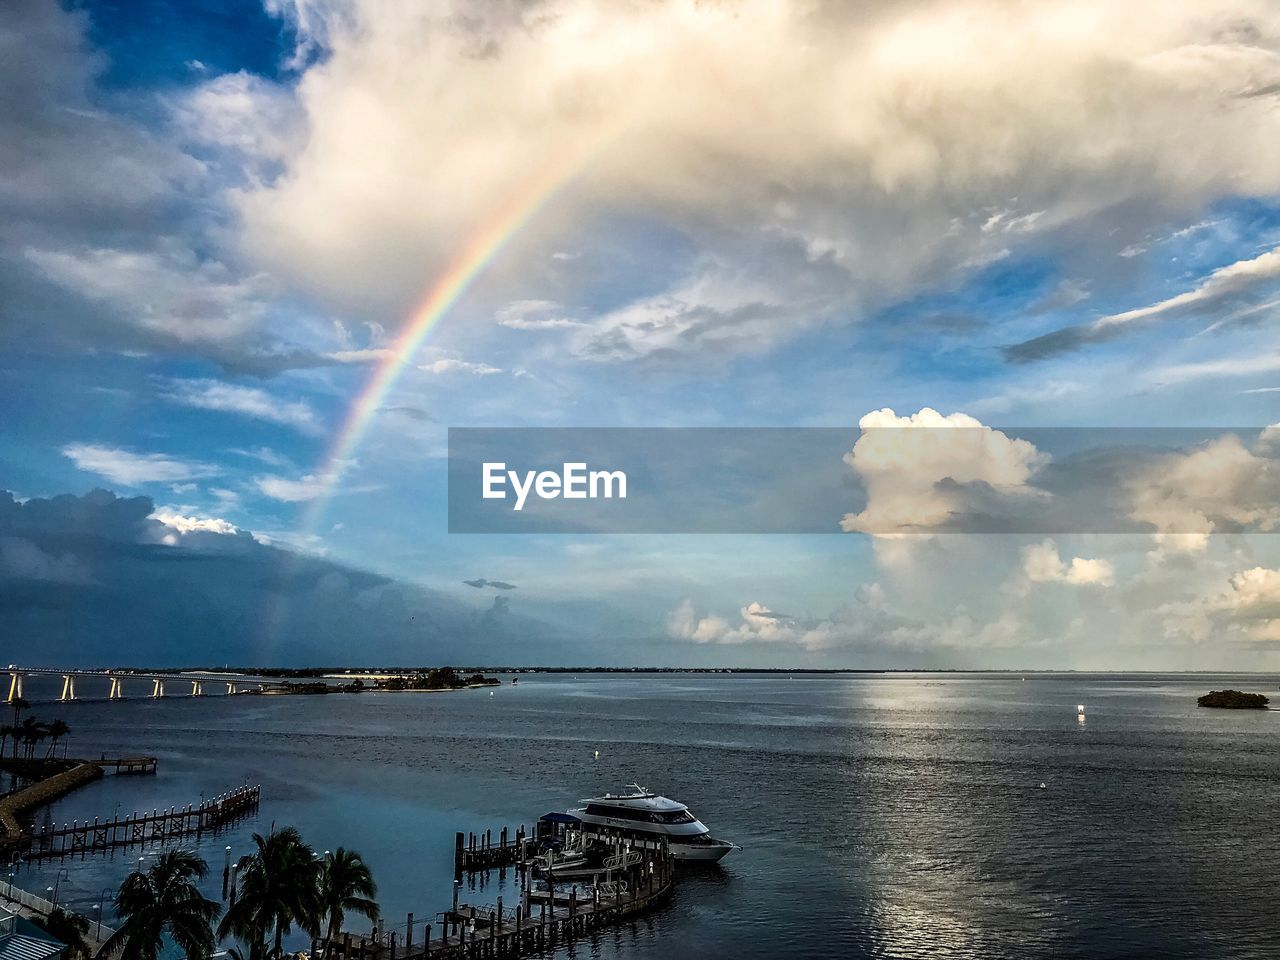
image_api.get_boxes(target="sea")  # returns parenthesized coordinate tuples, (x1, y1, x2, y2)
(5, 672, 1280, 959)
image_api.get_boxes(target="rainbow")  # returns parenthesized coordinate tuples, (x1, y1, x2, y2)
(260, 129, 618, 658)
(297, 129, 614, 534)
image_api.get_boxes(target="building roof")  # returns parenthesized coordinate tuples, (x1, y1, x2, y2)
(0, 914, 66, 960)
(0, 933, 65, 960)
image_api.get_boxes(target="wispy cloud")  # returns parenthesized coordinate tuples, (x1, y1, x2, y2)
(419, 358, 503, 376)
(1006, 246, 1280, 362)
(496, 300, 582, 331)
(161, 378, 323, 434)
(254, 473, 332, 502)
(62, 443, 217, 486)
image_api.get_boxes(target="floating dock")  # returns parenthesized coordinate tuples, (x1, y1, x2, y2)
(322, 830, 675, 960)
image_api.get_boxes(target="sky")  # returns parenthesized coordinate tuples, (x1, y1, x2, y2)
(3, 0, 1280, 668)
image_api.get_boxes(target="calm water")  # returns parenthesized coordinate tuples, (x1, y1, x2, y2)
(8, 673, 1280, 959)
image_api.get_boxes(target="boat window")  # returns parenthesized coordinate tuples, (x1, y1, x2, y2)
(653, 809, 696, 824)
(584, 803, 655, 822)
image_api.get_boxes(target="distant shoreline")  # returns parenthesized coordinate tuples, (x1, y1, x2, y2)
(53, 666, 1280, 677)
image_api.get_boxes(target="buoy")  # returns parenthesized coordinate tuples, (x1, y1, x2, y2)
(593, 750, 600, 760)
(490, 691, 495, 697)
(1039, 782, 1046, 789)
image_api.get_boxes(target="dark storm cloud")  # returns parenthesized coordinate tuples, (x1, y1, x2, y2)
(0, 488, 555, 665)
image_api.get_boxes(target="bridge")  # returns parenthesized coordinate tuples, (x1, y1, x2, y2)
(5, 666, 278, 702)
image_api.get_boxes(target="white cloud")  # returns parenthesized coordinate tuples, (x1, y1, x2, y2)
(174, 70, 302, 169)
(667, 599, 878, 652)
(1011, 247, 1280, 360)
(221, 0, 1280, 359)
(62, 443, 218, 486)
(1097, 247, 1280, 332)
(1164, 566, 1280, 643)
(1022, 539, 1116, 587)
(496, 300, 582, 330)
(150, 510, 240, 536)
(26, 244, 269, 345)
(161, 378, 322, 434)
(419, 358, 503, 376)
(254, 473, 331, 502)
(1128, 432, 1280, 555)
(841, 407, 1049, 535)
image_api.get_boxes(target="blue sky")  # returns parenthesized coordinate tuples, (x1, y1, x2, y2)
(4, 0, 1280, 667)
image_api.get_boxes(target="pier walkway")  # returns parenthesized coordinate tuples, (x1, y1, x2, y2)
(25, 784, 261, 860)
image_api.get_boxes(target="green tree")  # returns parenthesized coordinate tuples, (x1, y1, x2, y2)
(101, 849, 220, 960)
(318, 848, 379, 949)
(218, 827, 321, 960)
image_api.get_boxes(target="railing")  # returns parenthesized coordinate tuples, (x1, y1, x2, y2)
(0, 879, 118, 939)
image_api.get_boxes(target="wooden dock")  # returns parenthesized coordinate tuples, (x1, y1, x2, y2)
(453, 827, 528, 874)
(26, 783, 261, 860)
(321, 835, 675, 960)
(96, 754, 159, 775)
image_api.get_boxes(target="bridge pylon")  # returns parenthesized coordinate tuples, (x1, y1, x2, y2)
(58, 675, 76, 701)
(6, 672, 22, 703)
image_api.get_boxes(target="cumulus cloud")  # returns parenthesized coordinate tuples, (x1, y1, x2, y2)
(1164, 566, 1280, 643)
(150, 510, 241, 537)
(840, 408, 1049, 535)
(1021, 539, 1116, 587)
(62, 443, 218, 486)
(667, 598, 899, 652)
(161, 378, 323, 434)
(1127, 432, 1280, 555)
(216, 0, 1280, 360)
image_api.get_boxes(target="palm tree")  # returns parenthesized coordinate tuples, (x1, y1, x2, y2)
(44, 719, 70, 759)
(41, 907, 90, 960)
(218, 827, 321, 960)
(10, 695, 29, 728)
(318, 848, 379, 951)
(17, 717, 45, 761)
(101, 849, 220, 960)
(0, 723, 13, 759)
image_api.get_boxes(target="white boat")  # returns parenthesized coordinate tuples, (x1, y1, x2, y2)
(568, 784, 738, 862)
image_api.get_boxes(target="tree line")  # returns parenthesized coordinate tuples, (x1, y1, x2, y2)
(55, 827, 379, 960)
(1, 697, 71, 761)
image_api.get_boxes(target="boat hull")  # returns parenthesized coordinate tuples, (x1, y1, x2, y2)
(668, 839, 736, 862)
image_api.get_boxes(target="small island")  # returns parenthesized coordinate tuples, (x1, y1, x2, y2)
(269, 666, 501, 696)
(1197, 689, 1270, 709)
(375, 666, 501, 691)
